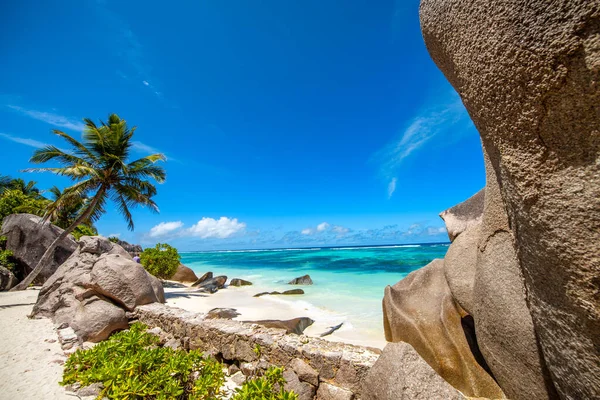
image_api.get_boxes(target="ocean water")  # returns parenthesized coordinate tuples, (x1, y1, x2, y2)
(180, 243, 449, 346)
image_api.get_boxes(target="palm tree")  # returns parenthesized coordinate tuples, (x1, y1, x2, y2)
(45, 185, 89, 229)
(9, 178, 42, 198)
(0, 175, 11, 194)
(11, 114, 166, 291)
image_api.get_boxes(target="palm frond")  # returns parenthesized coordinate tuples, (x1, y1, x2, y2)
(52, 129, 98, 164)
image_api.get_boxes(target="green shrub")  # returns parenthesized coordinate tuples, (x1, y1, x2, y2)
(71, 224, 98, 240)
(140, 243, 180, 279)
(108, 236, 120, 243)
(233, 367, 298, 400)
(0, 189, 49, 229)
(61, 322, 225, 399)
(0, 235, 6, 250)
(0, 248, 17, 271)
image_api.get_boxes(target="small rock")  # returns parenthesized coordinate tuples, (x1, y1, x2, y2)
(290, 358, 319, 387)
(206, 308, 241, 320)
(283, 369, 316, 400)
(228, 363, 241, 375)
(147, 327, 163, 336)
(282, 289, 304, 295)
(191, 272, 213, 286)
(317, 382, 354, 400)
(288, 274, 313, 285)
(241, 362, 257, 376)
(230, 371, 246, 385)
(246, 318, 314, 335)
(230, 278, 253, 287)
(164, 338, 181, 349)
(78, 382, 104, 397)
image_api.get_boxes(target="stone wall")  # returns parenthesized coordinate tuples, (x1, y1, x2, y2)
(132, 303, 380, 400)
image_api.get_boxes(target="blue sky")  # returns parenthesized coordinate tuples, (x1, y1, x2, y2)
(0, 0, 484, 250)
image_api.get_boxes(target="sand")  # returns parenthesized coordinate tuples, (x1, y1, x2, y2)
(165, 283, 387, 349)
(0, 289, 71, 400)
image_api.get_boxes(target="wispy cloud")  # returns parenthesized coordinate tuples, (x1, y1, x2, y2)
(373, 92, 472, 198)
(0, 132, 48, 148)
(387, 178, 397, 199)
(131, 141, 177, 162)
(6, 105, 84, 131)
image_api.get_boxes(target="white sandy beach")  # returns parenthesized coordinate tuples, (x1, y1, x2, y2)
(0, 289, 71, 400)
(164, 283, 387, 349)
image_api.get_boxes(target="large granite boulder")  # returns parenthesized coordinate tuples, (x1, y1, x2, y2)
(113, 238, 142, 255)
(1, 214, 77, 283)
(383, 259, 503, 399)
(170, 264, 198, 283)
(443, 223, 479, 315)
(439, 189, 484, 242)
(246, 317, 314, 335)
(362, 342, 464, 400)
(32, 236, 164, 342)
(420, 1, 599, 398)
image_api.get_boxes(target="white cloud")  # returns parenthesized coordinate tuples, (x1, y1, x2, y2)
(142, 80, 150, 86)
(7, 105, 84, 131)
(187, 217, 246, 239)
(0, 132, 48, 148)
(148, 221, 184, 238)
(301, 228, 313, 235)
(131, 141, 160, 154)
(316, 222, 330, 232)
(387, 178, 397, 199)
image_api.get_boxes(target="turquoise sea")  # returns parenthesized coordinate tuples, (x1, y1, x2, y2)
(180, 243, 449, 346)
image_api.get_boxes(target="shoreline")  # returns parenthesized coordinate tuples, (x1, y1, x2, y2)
(164, 282, 387, 349)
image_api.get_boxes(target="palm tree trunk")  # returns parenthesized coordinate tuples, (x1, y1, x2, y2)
(10, 187, 106, 291)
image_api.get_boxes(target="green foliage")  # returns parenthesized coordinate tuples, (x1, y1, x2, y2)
(61, 322, 226, 399)
(108, 236, 120, 243)
(0, 189, 50, 229)
(0, 248, 17, 271)
(140, 243, 180, 279)
(232, 367, 298, 400)
(0, 235, 6, 250)
(72, 224, 98, 240)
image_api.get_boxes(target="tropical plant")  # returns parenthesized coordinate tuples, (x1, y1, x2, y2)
(0, 189, 49, 229)
(0, 175, 11, 195)
(232, 367, 298, 400)
(71, 224, 98, 240)
(8, 178, 42, 198)
(61, 322, 226, 399)
(140, 243, 180, 279)
(11, 114, 166, 291)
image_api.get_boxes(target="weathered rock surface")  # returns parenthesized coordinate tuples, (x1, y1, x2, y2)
(32, 236, 164, 341)
(112, 238, 142, 255)
(383, 259, 503, 398)
(362, 342, 464, 400)
(90, 254, 162, 311)
(439, 189, 484, 242)
(290, 358, 319, 387)
(194, 276, 227, 293)
(171, 264, 198, 283)
(443, 223, 480, 314)
(283, 369, 316, 400)
(229, 278, 252, 286)
(0, 265, 17, 291)
(1, 214, 77, 283)
(191, 271, 213, 286)
(246, 317, 314, 335)
(206, 308, 241, 320)
(254, 289, 304, 297)
(316, 383, 353, 400)
(420, 1, 600, 398)
(288, 274, 313, 285)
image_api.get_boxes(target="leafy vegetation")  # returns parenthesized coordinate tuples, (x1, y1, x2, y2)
(108, 236, 120, 243)
(12, 114, 166, 290)
(61, 322, 299, 400)
(72, 224, 99, 240)
(0, 248, 17, 271)
(0, 188, 50, 229)
(233, 367, 298, 400)
(61, 322, 225, 399)
(140, 243, 180, 279)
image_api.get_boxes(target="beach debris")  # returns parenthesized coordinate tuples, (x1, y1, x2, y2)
(230, 278, 253, 287)
(253, 289, 304, 297)
(206, 308, 241, 320)
(319, 322, 344, 338)
(288, 274, 313, 285)
(191, 271, 213, 287)
(245, 317, 314, 335)
(171, 264, 198, 283)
